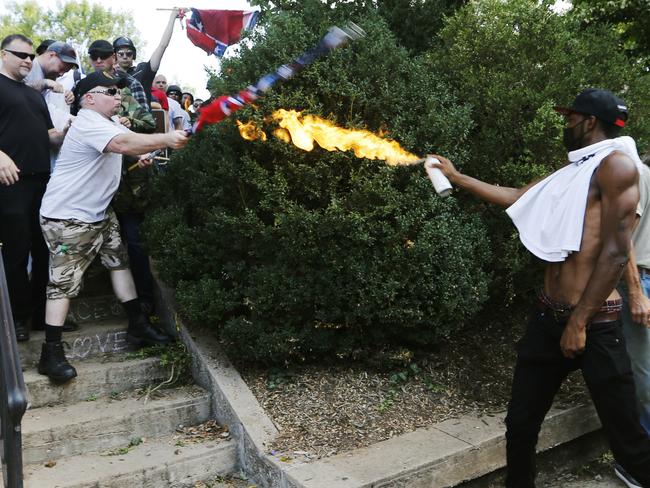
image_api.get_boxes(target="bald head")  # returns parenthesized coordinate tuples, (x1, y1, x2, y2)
(153, 74, 167, 91)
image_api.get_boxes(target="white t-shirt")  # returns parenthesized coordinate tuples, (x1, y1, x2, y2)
(24, 60, 46, 94)
(634, 164, 650, 269)
(40, 108, 129, 223)
(167, 98, 191, 131)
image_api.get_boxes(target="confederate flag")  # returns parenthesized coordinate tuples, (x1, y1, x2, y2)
(186, 8, 259, 57)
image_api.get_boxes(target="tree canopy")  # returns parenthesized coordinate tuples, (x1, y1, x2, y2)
(570, 0, 650, 70)
(0, 0, 140, 51)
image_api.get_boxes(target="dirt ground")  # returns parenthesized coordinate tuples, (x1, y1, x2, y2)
(543, 454, 622, 488)
(240, 319, 591, 460)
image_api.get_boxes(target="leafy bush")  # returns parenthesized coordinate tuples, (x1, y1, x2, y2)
(146, 0, 650, 364)
(146, 4, 490, 364)
(428, 0, 650, 304)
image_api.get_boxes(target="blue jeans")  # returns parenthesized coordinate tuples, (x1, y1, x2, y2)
(619, 278, 650, 436)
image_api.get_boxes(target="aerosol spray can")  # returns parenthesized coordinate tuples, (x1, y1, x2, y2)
(424, 156, 453, 197)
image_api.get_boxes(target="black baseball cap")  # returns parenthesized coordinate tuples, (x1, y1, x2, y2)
(47, 41, 78, 66)
(88, 39, 114, 56)
(76, 71, 127, 98)
(554, 88, 628, 128)
(36, 39, 55, 55)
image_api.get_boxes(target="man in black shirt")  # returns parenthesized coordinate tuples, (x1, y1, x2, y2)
(0, 34, 66, 342)
(113, 8, 179, 106)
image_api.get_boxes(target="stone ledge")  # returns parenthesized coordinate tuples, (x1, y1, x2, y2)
(155, 278, 602, 488)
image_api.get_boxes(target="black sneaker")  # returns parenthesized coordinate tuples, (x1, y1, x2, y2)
(14, 319, 29, 342)
(615, 462, 643, 488)
(126, 315, 173, 347)
(37, 341, 77, 384)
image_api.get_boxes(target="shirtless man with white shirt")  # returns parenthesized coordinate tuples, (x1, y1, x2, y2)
(37, 71, 188, 384)
(430, 88, 650, 487)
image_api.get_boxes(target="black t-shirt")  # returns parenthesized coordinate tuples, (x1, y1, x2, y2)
(0, 73, 53, 175)
(128, 61, 156, 106)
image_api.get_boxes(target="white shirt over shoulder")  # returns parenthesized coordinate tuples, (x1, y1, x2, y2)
(40, 108, 129, 223)
(506, 136, 643, 262)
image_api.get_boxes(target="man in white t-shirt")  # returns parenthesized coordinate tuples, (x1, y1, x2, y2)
(153, 74, 185, 131)
(24, 41, 77, 100)
(38, 71, 188, 383)
(614, 156, 650, 486)
(166, 84, 192, 131)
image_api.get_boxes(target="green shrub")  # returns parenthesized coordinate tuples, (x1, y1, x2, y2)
(428, 0, 650, 305)
(146, 5, 490, 364)
(146, 0, 650, 364)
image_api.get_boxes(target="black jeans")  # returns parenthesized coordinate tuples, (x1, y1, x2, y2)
(0, 175, 49, 322)
(505, 310, 650, 488)
(115, 212, 154, 308)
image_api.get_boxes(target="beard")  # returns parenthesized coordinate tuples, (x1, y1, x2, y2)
(562, 120, 588, 152)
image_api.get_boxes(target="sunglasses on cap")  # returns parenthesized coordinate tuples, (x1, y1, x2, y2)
(116, 50, 134, 58)
(88, 87, 120, 96)
(89, 51, 113, 60)
(4, 49, 35, 61)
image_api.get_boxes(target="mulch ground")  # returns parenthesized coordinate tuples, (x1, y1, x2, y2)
(240, 318, 590, 461)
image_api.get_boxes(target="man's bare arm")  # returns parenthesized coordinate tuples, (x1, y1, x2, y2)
(27, 78, 64, 94)
(48, 128, 66, 147)
(560, 153, 640, 357)
(429, 154, 541, 207)
(105, 129, 188, 156)
(623, 241, 650, 326)
(149, 8, 179, 72)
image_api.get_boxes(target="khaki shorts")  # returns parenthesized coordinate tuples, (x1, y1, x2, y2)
(40, 209, 129, 299)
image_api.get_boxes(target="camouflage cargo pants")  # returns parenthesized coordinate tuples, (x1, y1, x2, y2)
(40, 209, 129, 299)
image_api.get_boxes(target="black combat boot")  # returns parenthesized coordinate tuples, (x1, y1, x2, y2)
(37, 342, 77, 383)
(126, 315, 174, 347)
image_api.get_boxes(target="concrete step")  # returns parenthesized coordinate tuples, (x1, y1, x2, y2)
(24, 357, 167, 409)
(457, 430, 609, 488)
(18, 319, 133, 368)
(23, 433, 237, 488)
(22, 385, 212, 464)
(281, 404, 601, 488)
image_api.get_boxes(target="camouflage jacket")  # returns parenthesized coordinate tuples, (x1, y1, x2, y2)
(119, 87, 155, 134)
(112, 88, 156, 214)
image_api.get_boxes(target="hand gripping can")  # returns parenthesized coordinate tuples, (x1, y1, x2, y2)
(424, 156, 453, 197)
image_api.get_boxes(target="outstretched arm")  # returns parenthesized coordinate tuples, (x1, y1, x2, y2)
(106, 129, 188, 156)
(561, 152, 640, 357)
(149, 8, 180, 72)
(429, 154, 541, 207)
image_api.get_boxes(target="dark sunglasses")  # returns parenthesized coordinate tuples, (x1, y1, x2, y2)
(89, 51, 113, 61)
(88, 87, 120, 96)
(4, 49, 35, 61)
(116, 50, 134, 58)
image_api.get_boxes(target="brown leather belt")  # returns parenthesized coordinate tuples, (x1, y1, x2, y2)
(537, 290, 622, 325)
